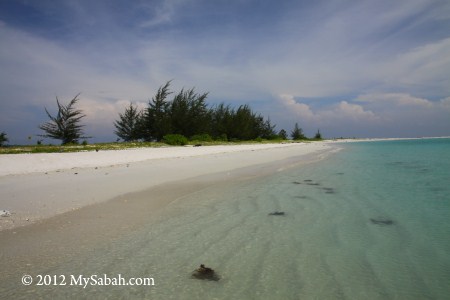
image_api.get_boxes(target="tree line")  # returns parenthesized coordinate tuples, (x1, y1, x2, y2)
(1, 81, 322, 146)
(114, 81, 321, 143)
(114, 81, 281, 142)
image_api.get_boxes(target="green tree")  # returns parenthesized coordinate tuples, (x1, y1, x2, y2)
(144, 81, 173, 141)
(278, 129, 287, 140)
(291, 123, 306, 140)
(114, 103, 143, 141)
(39, 94, 89, 145)
(314, 129, 322, 140)
(259, 117, 277, 139)
(0, 131, 8, 146)
(170, 87, 209, 138)
(210, 103, 233, 140)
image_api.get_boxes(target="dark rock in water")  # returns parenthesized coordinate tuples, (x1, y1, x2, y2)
(269, 211, 285, 216)
(292, 181, 302, 185)
(306, 182, 320, 186)
(192, 264, 220, 281)
(322, 187, 335, 194)
(370, 218, 394, 225)
(304, 179, 313, 182)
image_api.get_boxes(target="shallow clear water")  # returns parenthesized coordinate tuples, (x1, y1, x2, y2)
(4, 139, 450, 299)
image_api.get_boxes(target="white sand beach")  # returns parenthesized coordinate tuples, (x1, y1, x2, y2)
(0, 142, 337, 284)
(0, 142, 334, 231)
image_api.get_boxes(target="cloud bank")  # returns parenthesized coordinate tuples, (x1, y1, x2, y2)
(0, 0, 449, 143)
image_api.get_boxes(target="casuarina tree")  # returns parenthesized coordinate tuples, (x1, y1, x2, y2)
(114, 103, 144, 141)
(0, 131, 8, 146)
(291, 123, 306, 140)
(39, 94, 89, 144)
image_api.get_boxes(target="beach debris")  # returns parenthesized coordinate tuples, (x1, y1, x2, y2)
(370, 218, 394, 226)
(268, 211, 285, 216)
(192, 264, 220, 281)
(1, 210, 11, 217)
(194, 144, 202, 147)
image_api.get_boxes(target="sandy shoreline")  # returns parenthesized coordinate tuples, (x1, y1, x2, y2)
(0, 142, 334, 231)
(0, 142, 338, 285)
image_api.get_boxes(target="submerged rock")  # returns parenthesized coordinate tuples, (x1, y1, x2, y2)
(322, 187, 335, 194)
(192, 264, 220, 281)
(370, 218, 394, 225)
(268, 211, 285, 216)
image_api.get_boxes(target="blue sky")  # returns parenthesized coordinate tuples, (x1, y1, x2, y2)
(1, 0, 449, 144)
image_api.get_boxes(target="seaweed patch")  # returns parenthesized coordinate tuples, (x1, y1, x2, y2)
(370, 218, 395, 226)
(269, 211, 285, 216)
(322, 187, 335, 194)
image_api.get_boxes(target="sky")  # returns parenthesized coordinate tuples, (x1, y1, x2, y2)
(0, 0, 449, 144)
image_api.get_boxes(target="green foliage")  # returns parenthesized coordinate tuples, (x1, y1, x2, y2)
(114, 103, 144, 141)
(39, 94, 90, 145)
(190, 134, 213, 142)
(163, 134, 188, 146)
(278, 129, 287, 140)
(216, 133, 228, 141)
(291, 123, 306, 140)
(259, 117, 277, 139)
(143, 81, 173, 141)
(314, 129, 322, 140)
(113, 81, 327, 144)
(0, 131, 8, 146)
(170, 87, 210, 138)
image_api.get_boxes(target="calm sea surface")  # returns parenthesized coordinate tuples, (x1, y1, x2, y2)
(4, 138, 450, 299)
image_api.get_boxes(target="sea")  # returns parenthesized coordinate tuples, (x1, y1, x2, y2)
(4, 138, 450, 299)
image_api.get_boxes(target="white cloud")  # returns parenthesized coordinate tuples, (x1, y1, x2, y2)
(277, 95, 378, 125)
(278, 94, 316, 121)
(356, 93, 433, 108)
(331, 101, 378, 121)
(138, 0, 186, 28)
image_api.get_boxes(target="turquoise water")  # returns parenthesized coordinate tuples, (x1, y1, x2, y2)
(4, 139, 450, 299)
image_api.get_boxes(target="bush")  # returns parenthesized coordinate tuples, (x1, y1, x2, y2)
(163, 134, 188, 146)
(190, 134, 213, 142)
(215, 133, 228, 142)
(0, 131, 8, 147)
